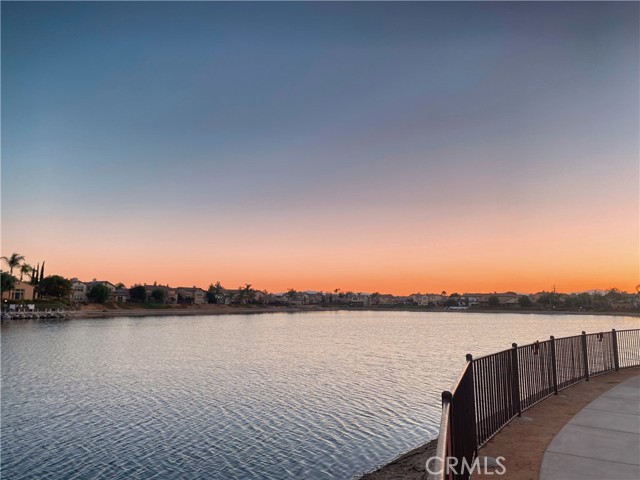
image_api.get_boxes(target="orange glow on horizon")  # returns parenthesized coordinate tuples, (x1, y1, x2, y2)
(2, 181, 637, 296)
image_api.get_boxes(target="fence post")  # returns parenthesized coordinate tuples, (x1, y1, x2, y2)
(511, 343, 522, 416)
(550, 335, 559, 394)
(581, 331, 590, 381)
(611, 329, 620, 371)
(466, 353, 478, 456)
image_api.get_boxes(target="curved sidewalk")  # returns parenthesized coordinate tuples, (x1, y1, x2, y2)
(540, 374, 640, 480)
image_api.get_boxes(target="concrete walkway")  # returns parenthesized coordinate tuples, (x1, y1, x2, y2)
(540, 375, 640, 480)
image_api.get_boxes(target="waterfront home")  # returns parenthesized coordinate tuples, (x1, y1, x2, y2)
(475, 292, 520, 308)
(1, 281, 35, 301)
(410, 293, 446, 306)
(176, 286, 207, 305)
(347, 293, 371, 307)
(460, 293, 486, 307)
(113, 288, 130, 303)
(374, 294, 396, 305)
(70, 279, 89, 303)
(86, 280, 117, 301)
(143, 285, 178, 304)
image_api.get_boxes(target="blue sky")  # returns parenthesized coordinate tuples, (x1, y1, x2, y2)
(2, 2, 638, 293)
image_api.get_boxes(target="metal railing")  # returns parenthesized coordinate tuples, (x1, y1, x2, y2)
(429, 328, 640, 480)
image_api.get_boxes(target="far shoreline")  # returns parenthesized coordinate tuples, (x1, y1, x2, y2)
(54, 304, 640, 320)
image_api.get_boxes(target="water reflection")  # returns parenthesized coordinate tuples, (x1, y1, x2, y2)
(2, 311, 637, 479)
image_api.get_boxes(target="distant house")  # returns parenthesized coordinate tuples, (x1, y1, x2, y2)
(86, 280, 117, 301)
(347, 293, 370, 306)
(475, 293, 520, 308)
(461, 294, 486, 307)
(304, 292, 323, 305)
(176, 286, 207, 305)
(375, 294, 396, 305)
(392, 296, 411, 305)
(144, 285, 178, 304)
(70, 279, 89, 303)
(2, 281, 35, 301)
(410, 294, 446, 306)
(266, 293, 287, 306)
(114, 288, 130, 303)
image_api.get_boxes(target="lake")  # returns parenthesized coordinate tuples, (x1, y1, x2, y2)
(2, 311, 638, 479)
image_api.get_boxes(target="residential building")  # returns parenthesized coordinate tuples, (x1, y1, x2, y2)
(2, 281, 35, 301)
(176, 286, 207, 305)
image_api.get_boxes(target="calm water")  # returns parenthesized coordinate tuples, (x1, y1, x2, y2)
(2, 311, 638, 479)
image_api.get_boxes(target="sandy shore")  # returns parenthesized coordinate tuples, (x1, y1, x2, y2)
(356, 438, 438, 480)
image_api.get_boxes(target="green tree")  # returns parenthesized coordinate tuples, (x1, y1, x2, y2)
(536, 291, 561, 308)
(88, 284, 110, 304)
(576, 292, 592, 309)
(444, 298, 458, 307)
(1, 272, 16, 293)
(206, 281, 223, 303)
(39, 275, 72, 299)
(488, 295, 500, 307)
(286, 288, 297, 302)
(518, 295, 532, 308)
(605, 288, 624, 303)
(129, 285, 147, 302)
(1, 253, 25, 276)
(151, 288, 165, 303)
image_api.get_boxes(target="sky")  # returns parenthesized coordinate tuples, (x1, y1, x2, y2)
(1, 2, 638, 295)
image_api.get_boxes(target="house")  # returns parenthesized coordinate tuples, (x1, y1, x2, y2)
(476, 293, 520, 308)
(144, 285, 178, 304)
(304, 292, 324, 305)
(86, 280, 117, 302)
(375, 294, 397, 305)
(70, 279, 89, 303)
(114, 288, 130, 303)
(347, 293, 370, 306)
(2, 281, 35, 301)
(176, 286, 207, 305)
(410, 294, 446, 306)
(460, 294, 487, 307)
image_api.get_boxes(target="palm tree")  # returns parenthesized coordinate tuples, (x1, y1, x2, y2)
(1, 253, 25, 276)
(243, 283, 253, 303)
(19, 263, 33, 282)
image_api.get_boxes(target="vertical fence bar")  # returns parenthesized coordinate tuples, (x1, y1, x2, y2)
(581, 331, 590, 381)
(511, 343, 521, 416)
(550, 335, 558, 394)
(612, 329, 620, 371)
(466, 353, 478, 458)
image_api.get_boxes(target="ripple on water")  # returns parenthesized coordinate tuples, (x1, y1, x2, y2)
(2, 311, 637, 479)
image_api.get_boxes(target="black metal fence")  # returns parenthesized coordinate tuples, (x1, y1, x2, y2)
(429, 328, 640, 480)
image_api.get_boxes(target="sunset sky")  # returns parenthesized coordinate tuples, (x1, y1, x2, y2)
(2, 2, 638, 295)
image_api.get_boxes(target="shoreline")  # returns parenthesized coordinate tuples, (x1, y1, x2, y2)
(355, 438, 438, 480)
(22, 304, 640, 320)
